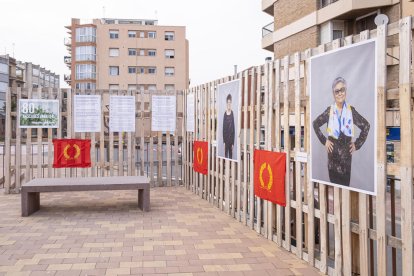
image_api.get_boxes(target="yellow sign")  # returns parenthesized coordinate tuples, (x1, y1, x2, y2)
(259, 162, 273, 191)
(63, 144, 81, 160)
(197, 147, 203, 165)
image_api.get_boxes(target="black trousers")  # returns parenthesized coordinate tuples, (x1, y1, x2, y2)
(225, 145, 233, 159)
(329, 169, 351, 186)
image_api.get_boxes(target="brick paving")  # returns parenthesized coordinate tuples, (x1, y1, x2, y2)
(0, 186, 322, 275)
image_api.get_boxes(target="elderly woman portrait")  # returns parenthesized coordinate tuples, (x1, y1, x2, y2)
(312, 77, 370, 186)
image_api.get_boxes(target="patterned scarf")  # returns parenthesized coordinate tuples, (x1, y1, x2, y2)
(326, 102, 354, 139)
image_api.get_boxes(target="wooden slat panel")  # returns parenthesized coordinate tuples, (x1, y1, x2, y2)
(37, 88, 42, 179)
(255, 66, 262, 233)
(16, 88, 22, 190)
(242, 70, 248, 223)
(248, 67, 256, 227)
(399, 16, 414, 276)
(56, 89, 62, 178)
(294, 52, 303, 257)
(317, 44, 328, 275)
(283, 56, 291, 251)
(47, 88, 53, 178)
(274, 59, 283, 246)
(4, 87, 11, 193)
(267, 61, 274, 240)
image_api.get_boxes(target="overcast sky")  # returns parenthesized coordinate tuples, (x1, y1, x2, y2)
(0, 0, 272, 87)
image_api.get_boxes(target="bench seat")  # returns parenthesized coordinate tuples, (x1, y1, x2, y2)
(21, 176, 150, 216)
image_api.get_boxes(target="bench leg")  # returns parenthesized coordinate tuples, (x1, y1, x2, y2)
(138, 188, 150, 212)
(22, 192, 40, 217)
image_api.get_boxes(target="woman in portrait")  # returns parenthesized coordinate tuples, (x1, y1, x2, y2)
(313, 77, 370, 186)
(222, 93, 235, 159)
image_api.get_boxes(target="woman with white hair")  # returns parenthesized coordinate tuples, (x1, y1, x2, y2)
(313, 77, 370, 186)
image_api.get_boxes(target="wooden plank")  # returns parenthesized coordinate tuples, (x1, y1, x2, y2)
(25, 87, 33, 182)
(206, 83, 211, 199)
(99, 90, 105, 177)
(4, 87, 11, 193)
(67, 89, 73, 178)
(331, 38, 343, 276)
(56, 89, 62, 178)
(294, 52, 303, 257)
(357, 29, 374, 276)
(140, 90, 145, 176)
(174, 90, 179, 186)
(109, 90, 115, 177)
(399, 16, 413, 276)
(127, 90, 133, 176)
(80, 89, 86, 178)
(255, 66, 263, 234)
(317, 44, 328, 275)
(283, 55, 291, 251)
(303, 48, 315, 266)
(242, 70, 248, 223)
(267, 60, 274, 240)
(274, 59, 283, 246)
(47, 88, 53, 178)
(16, 88, 22, 190)
(248, 67, 256, 226)
(149, 93, 154, 185)
(118, 92, 124, 177)
(37, 88, 42, 179)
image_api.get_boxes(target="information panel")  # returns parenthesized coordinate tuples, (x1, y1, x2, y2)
(18, 99, 59, 128)
(186, 93, 195, 132)
(151, 95, 176, 132)
(109, 96, 136, 132)
(74, 95, 101, 133)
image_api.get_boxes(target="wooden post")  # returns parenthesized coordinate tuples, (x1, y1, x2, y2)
(248, 67, 256, 227)
(399, 16, 413, 276)
(4, 87, 11, 194)
(283, 55, 291, 251)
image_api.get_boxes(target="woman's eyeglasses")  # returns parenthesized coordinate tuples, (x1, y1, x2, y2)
(333, 87, 346, 95)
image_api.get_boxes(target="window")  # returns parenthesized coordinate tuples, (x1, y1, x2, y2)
(109, 66, 119, 76)
(75, 82, 96, 90)
(128, 66, 136, 74)
(33, 68, 39, 76)
(320, 20, 344, 44)
(109, 30, 119, 39)
(109, 48, 119, 57)
(148, 49, 156, 57)
(148, 31, 156, 39)
(128, 31, 136, 38)
(109, 84, 119, 90)
(356, 12, 377, 33)
(138, 67, 145, 74)
(165, 49, 175, 59)
(165, 32, 175, 41)
(128, 84, 137, 91)
(76, 27, 96, 42)
(76, 46, 96, 61)
(75, 64, 96, 80)
(165, 84, 175, 91)
(165, 67, 175, 76)
(148, 67, 156, 74)
(0, 63, 8, 74)
(128, 48, 137, 56)
(139, 31, 145, 38)
(0, 82, 7, 92)
(139, 49, 145, 56)
(148, 84, 157, 91)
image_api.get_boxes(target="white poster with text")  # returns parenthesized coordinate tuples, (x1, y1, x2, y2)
(151, 95, 176, 132)
(109, 96, 136, 132)
(186, 93, 195, 132)
(74, 95, 101, 133)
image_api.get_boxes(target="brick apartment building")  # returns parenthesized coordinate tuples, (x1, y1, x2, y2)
(65, 18, 189, 92)
(262, 0, 414, 59)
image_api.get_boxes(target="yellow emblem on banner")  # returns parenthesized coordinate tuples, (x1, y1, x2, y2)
(63, 144, 81, 160)
(259, 162, 273, 191)
(197, 147, 203, 165)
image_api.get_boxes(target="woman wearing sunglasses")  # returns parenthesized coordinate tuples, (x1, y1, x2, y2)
(313, 77, 370, 186)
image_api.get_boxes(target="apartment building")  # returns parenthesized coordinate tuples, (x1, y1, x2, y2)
(262, 0, 414, 58)
(65, 18, 189, 92)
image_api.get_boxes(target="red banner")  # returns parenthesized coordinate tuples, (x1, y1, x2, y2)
(53, 139, 91, 168)
(254, 149, 286, 206)
(193, 141, 208, 175)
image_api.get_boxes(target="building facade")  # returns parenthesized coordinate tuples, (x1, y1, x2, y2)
(65, 18, 189, 92)
(262, 0, 414, 59)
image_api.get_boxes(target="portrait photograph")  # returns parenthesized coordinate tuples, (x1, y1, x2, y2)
(216, 79, 241, 162)
(310, 39, 377, 195)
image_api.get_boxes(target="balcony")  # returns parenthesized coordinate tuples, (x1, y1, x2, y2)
(262, 22, 274, 52)
(64, 74, 71, 84)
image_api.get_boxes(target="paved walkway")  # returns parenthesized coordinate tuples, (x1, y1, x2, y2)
(0, 186, 321, 276)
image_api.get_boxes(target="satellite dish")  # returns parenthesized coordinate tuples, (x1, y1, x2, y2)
(374, 14, 389, 26)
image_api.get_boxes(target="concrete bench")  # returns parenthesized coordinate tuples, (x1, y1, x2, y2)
(21, 176, 150, 217)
